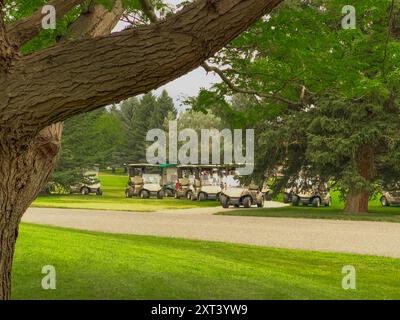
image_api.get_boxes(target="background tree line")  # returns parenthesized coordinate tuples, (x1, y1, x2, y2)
(48, 89, 226, 191)
(48, 90, 175, 191)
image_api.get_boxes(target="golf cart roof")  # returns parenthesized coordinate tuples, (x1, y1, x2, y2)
(126, 163, 160, 168)
(159, 163, 177, 168)
(222, 163, 247, 169)
(177, 164, 222, 169)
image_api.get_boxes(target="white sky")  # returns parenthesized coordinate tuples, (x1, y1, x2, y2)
(113, 0, 220, 111)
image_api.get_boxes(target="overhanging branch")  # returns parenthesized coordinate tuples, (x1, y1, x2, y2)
(3, 0, 283, 135)
(67, 0, 124, 38)
(139, 1, 296, 109)
(0, 3, 17, 72)
(6, 0, 87, 47)
(29, 0, 125, 197)
(138, 0, 158, 23)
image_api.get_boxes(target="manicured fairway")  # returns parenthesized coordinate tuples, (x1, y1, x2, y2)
(218, 205, 400, 223)
(12, 224, 400, 300)
(32, 173, 219, 212)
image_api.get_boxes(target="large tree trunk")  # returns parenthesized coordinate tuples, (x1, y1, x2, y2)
(0, 221, 19, 300)
(0, 0, 125, 300)
(344, 146, 374, 214)
(0, 123, 63, 299)
(344, 190, 369, 213)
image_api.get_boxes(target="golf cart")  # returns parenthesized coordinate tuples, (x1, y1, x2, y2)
(174, 165, 196, 200)
(219, 165, 265, 208)
(191, 165, 223, 201)
(380, 191, 400, 206)
(70, 172, 103, 196)
(262, 181, 272, 200)
(283, 186, 294, 203)
(160, 164, 178, 197)
(125, 164, 164, 199)
(289, 179, 331, 207)
(380, 182, 400, 206)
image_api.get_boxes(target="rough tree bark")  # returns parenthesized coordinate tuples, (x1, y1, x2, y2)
(0, 6, 17, 72)
(0, 122, 63, 299)
(3, 0, 283, 132)
(0, 0, 283, 299)
(344, 146, 374, 214)
(6, 0, 87, 47)
(0, 0, 125, 299)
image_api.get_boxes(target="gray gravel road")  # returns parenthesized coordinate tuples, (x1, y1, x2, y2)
(23, 206, 400, 258)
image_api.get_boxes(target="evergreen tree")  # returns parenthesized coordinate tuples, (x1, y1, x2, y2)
(118, 97, 143, 164)
(119, 91, 177, 164)
(152, 89, 177, 129)
(49, 107, 124, 191)
(193, 0, 400, 213)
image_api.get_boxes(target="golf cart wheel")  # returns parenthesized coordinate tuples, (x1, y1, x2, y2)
(81, 187, 90, 195)
(380, 196, 390, 207)
(186, 191, 193, 200)
(157, 191, 164, 199)
(325, 197, 332, 207)
(312, 197, 321, 207)
(198, 192, 207, 201)
(283, 193, 290, 203)
(292, 195, 300, 206)
(242, 196, 252, 208)
(191, 193, 198, 201)
(140, 190, 150, 199)
(165, 189, 174, 197)
(257, 196, 265, 208)
(125, 190, 132, 198)
(96, 189, 103, 196)
(220, 195, 230, 208)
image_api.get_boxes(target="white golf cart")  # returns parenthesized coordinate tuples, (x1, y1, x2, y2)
(219, 165, 264, 208)
(191, 165, 223, 201)
(125, 164, 164, 199)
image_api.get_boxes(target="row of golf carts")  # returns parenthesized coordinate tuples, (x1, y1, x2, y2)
(70, 164, 400, 208)
(124, 164, 267, 208)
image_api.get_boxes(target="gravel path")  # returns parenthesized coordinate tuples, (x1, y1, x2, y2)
(23, 205, 400, 258)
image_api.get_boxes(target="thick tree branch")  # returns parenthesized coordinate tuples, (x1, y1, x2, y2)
(0, 4, 17, 72)
(29, 0, 125, 192)
(138, 0, 158, 23)
(67, 0, 124, 39)
(3, 0, 283, 136)
(6, 0, 86, 47)
(138, 2, 296, 108)
(31, 0, 125, 148)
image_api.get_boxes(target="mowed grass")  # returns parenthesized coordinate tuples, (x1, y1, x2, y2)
(219, 192, 400, 223)
(32, 173, 219, 212)
(12, 224, 400, 300)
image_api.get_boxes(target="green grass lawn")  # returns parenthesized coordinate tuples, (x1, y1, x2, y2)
(219, 192, 400, 223)
(32, 173, 219, 212)
(12, 224, 400, 300)
(218, 206, 400, 223)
